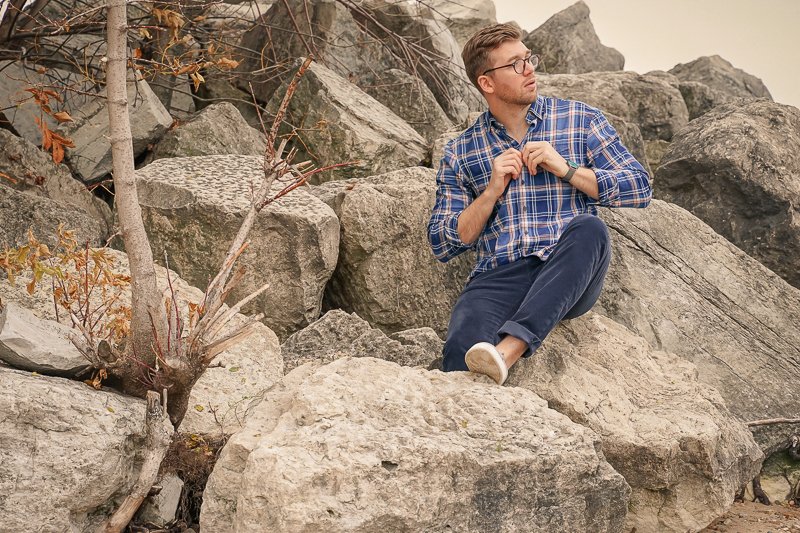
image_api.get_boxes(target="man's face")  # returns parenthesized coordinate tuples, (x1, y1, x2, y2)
(482, 40, 538, 106)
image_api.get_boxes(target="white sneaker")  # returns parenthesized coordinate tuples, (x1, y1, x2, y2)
(465, 342, 508, 385)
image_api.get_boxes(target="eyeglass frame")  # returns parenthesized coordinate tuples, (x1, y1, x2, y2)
(482, 53, 540, 76)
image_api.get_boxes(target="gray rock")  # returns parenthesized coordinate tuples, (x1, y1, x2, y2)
(427, 0, 497, 48)
(280, 309, 440, 372)
(62, 77, 172, 182)
(137, 474, 184, 527)
(596, 200, 800, 452)
(361, 68, 454, 144)
(509, 312, 763, 533)
(134, 155, 340, 339)
(152, 102, 266, 160)
(0, 302, 89, 377)
(0, 129, 111, 232)
(654, 99, 800, 289)
(537, 71, 689, 141)
(266, 60, 428, 183)
(669, 55, 772, 100)
(0, 247, 284, 437)
(200, 357, 630, 532)
(677, 80, 734, 120)
(644, 139, 670, 173)
(0, 184, 107, 248)
(310, 167, 473, 335)
(196, 77, 264, 127)
(523, 1, 624, 74)
(0, 367, 157, 532)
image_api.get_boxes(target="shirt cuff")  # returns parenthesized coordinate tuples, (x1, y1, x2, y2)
(594, 169, 620, 206)
(444, 213, 470, 249)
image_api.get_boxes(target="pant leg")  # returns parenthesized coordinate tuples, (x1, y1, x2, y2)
(497, 214, 611, 356)
(442, 257, 541, 371)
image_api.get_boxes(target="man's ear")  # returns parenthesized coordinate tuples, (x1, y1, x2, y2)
(478, 74, 494, 95)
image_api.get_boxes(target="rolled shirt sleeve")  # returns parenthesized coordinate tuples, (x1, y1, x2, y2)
(586, 112, 652, 208)
(427, 144, 474, 262)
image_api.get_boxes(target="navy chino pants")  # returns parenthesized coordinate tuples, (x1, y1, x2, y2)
(442, 214, 611, 372)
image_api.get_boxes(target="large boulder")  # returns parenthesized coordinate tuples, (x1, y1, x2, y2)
(537, 71, 689, 141)
(0, 184, 107, 248)
(669, 55, 772, 100)
(596, 200, 800, 452)
(61, 77, 172, 183)
(134, 155, 340, 339)
(151, 102, 266, 160)
(0, 129, 111, 231)
(676, 80, 734, 120)
(267, 60, 428, 182)
(427, 0, 497, 48)
(654, 99, 800, 289)
(310, 167, 473, 335)
(509, 312, 763, 533)
(239, 0, 482, 124)
(523, 1, 624, 74)
(0, 367, 157, 532)
(281, 309, 441, 372)
(200, 357, 630, 532)
(0, 247, 284, 437)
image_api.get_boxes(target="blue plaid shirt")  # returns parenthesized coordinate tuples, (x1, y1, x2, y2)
(427, 95, 651, 280)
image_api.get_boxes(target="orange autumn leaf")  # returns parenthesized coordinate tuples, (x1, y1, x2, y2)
(52, 111, 73, 123)
(0, 172, 17, 184)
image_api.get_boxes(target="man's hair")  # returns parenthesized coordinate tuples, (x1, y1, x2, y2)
(461, 23, 523, 90)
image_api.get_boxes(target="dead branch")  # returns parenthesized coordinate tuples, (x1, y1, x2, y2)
(748, 418, 800, 427)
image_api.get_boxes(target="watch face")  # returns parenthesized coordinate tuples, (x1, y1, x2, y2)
(568, 160, 579, 169)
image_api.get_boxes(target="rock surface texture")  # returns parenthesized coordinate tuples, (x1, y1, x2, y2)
(201, 357, 630, 532)
(427, 0, 497, 48)
(0, 367, 154, 532)
(668, 55, 773, 100)
(310, 167, 473, 334)
(523, 1, 624, 74)
(509, 312, 763, 533)
(152, 102, 266, 160)
(655, 99, 800, 289)
(281, 309, 441, 372)
(596, 200, 800, 452)
(267, 60, 428, 182)
(134, 155, 340, 339)
(537, 71, 689, 141)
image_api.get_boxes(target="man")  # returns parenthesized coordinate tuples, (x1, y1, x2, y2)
(427, 23, 651, 385)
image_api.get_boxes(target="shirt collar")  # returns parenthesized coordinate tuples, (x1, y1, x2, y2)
(484, 95, 546, 131)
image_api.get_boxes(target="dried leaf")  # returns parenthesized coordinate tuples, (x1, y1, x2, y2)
(216, 57, 240, 70)
(194, 405, 205, 412)
(52, 111, 73, 123)
(132, 48, 142, 59)
(107, 406, 115, 413)
(0, 172, 17, 184)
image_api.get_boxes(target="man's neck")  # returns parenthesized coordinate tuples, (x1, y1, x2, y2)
(487, 102, 531, 142)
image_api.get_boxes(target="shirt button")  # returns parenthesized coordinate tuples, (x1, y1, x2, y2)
(524, 230, 529, 236)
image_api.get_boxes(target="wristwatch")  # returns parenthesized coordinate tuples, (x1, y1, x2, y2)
(562, 160, 579, 183)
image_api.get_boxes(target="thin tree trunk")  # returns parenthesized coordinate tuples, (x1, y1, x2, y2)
(105, 0, 167, 362)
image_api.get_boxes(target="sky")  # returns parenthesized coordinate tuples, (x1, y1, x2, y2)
(493, 0, 800, 110)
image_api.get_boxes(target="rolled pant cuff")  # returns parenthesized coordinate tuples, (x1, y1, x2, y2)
(498, 321, 541, 358)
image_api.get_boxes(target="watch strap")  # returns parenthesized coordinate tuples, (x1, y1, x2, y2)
(562, 161, 578, 183)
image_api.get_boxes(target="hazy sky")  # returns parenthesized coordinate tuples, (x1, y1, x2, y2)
(493, 0, 800, 110)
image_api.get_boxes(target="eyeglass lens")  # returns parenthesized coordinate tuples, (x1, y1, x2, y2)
(513, 55, 539, 74)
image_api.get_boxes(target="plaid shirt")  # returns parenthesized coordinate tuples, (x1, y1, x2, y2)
(427, 95, 651, 280)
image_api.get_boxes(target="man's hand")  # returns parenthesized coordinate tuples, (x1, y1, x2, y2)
(486, 148, 523, 201)
(521, 141, 569, 178)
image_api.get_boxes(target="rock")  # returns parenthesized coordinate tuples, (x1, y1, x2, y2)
(280, 310, 440, 372)
(0, 129, 111, 232)
(644, 139, 670, 172)
(427, 0, 497, 48)
(0, 184, 107, 248)
(523, 1, 624, 74)
(361, 68, 454, 144)
(677, 80, 734, 120)
(669, 55, 772, 100)
(432, 128, 466, 170)
(654, 99, 800, 289)
(0, 367, 157, 532)
(0, 247, 284, 437)
(200, 357, 630, 532)
(604, 113, 650, 177)
(195, 78, 263, 127)
(595, 200, 800, 452)
(0, 302, 89, 377)
(134, 155, 339, 339)
(267, 60, 428, 182)
(203, 1, 274, 32)
(509, 312, 763, 533)
(61, 77, 172, 183)
(137, 474, 184, 527)
(239, 0, 482, 125)
(310, 167, 473, 335)
(537, 71, 689, 141)
(151, 102, 266, 160)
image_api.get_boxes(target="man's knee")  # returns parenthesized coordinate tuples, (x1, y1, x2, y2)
(569, 214, 609, 242)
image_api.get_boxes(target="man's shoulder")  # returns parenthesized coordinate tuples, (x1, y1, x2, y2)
(443, 112, 489, 155)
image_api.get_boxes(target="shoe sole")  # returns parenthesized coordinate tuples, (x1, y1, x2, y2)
(465, 343, 507, 385)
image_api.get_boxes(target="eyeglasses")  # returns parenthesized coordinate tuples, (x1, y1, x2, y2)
(483, 54, 540, 76)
